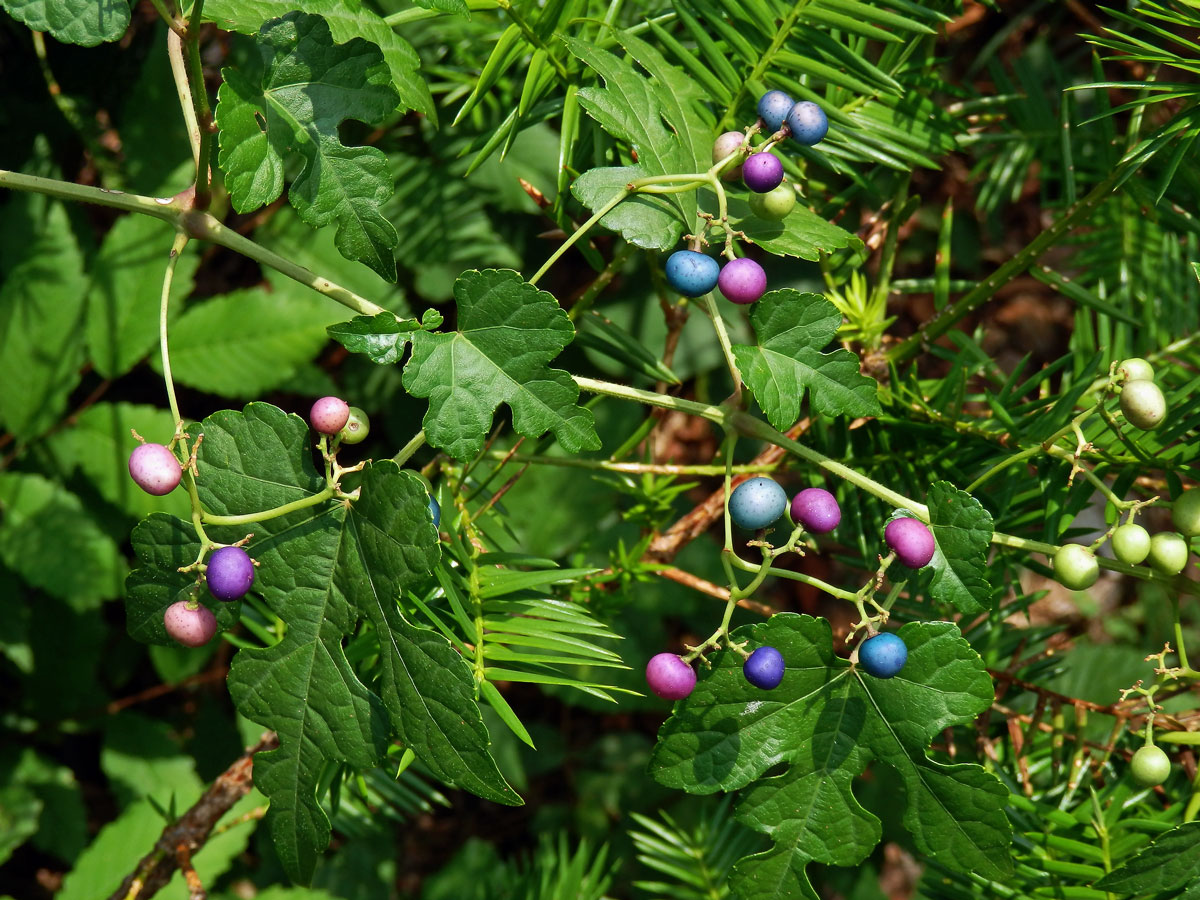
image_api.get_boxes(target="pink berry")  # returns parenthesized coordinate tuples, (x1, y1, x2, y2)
(128, 443, 182, 496)
(791, 488, 841, 534)
(718, 258, 767, 305)
(742, 152, 784, 193)
(712, 131, 745, 182)
(310, 396, 350, 435)
(645, 653, 697, 700)
(885, 517, 936, 568)
(163, 600, 218, 648)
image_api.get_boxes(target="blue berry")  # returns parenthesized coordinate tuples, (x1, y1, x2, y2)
(757, 90, 795, 132)
(744, 646, 785, 690)
(429, 494, 441, 529)
(786, 101, 829, 146)
(859, 632, 907, 679)
(729, 477, 788, 530)
(665, 250, 720, 297)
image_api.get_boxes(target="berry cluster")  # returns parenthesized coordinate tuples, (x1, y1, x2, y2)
(1051, 360, 1195, 592)
(135, 397, 440, 649)
(665, 91, 830, 305)
(647, 475, 934, 700)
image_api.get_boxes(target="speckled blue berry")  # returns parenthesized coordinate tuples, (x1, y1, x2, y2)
(743, 153, 784, 193)
(744, 646, 785, 690)
(429, 494, 441, 529)
(665, 250, 720, 297)
(786, 101, 829, 146)
(757, 89, 795, 132)
(729, 476, 788, 530)
(206, 546, 255, 601)
(859, 632, 907, 679)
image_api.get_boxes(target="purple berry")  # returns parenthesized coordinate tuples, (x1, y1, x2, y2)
(128, 443, 182, 496)
(790, 488, 841, 534)
(163, 601, 218, 648)
(742, 153, 784, 193)
(310, 396, 350, 435)
(206, 546, 255, 601)
(743, 646, 785, 690)
(885, 517, 936, 569)
(718, 258, 767, 305)
(645, 653, 696, 700)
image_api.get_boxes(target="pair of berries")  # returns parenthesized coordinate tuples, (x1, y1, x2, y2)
(727, 477, 936, 570)
(163, 545, 256, 647)
(664, 250, 767, 305)
(310, 396, 370, 444)
(756, 91, 830, 146)
(1117, 357, 1166, 431)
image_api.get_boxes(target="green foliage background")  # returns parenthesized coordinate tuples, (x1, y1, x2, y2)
(3, 0, 1200, 898)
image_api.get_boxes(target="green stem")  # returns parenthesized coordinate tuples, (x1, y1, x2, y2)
(886, 160, 1137, 362)
(0, 168, 179, 219)
(201, 486, 335, 526)
(147, 0, 186, 33)
(392, 430, 427, 467)
(383, 0, 496, 25)
(966, 445, 1040, 493)
(1174, 596, 1192, 672)
(529, 188, 629, 285)
(160, 232, 189, 428)
(727, 554, 859, 601)
(480, 451, 774, 476)
(700, 294, 742, 391)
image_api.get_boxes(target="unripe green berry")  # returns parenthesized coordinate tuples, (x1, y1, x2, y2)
(1053, 544, 1099, 590)
(1147, 531, 1189, 576)
(340, 407, 371, 444)
(1130, 744, 1170, 788)
(1111, 523, 1151, 566)
(749, 184, 797, 220)
(1172, 489, 1200, 538)
(1120, 380, 1166, 430)
(1118, 358, 1154, 383)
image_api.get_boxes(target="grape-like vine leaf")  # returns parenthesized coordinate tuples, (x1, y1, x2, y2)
(565, 35, 704, 250)
(650, 614, 1010, 900)
(117, 402, 522, 883)
(732, 290, 882, 429)
(204, 0, 433, 118)
(403, 269, 600, 459)
(0, 0, 128, 45)
(1093, 822, 1200, 893)
(923, 481, 995, 614)
(215, 11, 401, 279)
(327, 312, 423, 365)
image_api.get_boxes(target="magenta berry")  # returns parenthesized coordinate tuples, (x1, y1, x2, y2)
(645, 653, 696, 700)
(128, 443, 182, 496)
(885, 517, 936, 568)
(205, 546, 255, 601)
(163, 601, 218, 648)
(310, 396, 350, 435)
(791, 488, 841, 534)
(742, 153, 784, 193)
(718, 258, 767, 305)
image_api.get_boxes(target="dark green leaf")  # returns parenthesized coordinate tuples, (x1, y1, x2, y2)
(1093, 822, 1200, 892)
(732, 290, 882, 430)
(328, 312, 422, 365)
(923, 482, 995, 615)
(403, 269, 600, 459)
(0, 0, 129, 45)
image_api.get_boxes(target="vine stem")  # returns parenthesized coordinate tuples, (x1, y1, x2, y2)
(480, 451, 774, 476)
(160, 232, 189, 430)
(201, 487, 334, 527)
(0, 169, 388, 316)
(167, 30, 200, 169)
(183, 0, 213, 209)
(700, 294, 743, 392)
(392, 430, 427, 467)
(529, 188, 628, 286)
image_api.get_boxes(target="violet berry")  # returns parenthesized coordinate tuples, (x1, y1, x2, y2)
(718, 258, 767, 305)
(645, 653, 696, 700)
(884, 517, 936, 568)
(163, 601, 218, 648)
(206, 546, 255, 601)
(310, 396, 350, 435)
(742, 153, 784, 193)
(791, 488, 841, 534)
(128, 443, 183, 496)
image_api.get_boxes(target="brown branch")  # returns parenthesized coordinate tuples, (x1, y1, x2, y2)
(108, 732, 278, 900)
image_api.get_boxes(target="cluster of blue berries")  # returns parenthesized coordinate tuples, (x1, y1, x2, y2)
(647, 474, 935, 700)
(663, 91, 830, 306)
